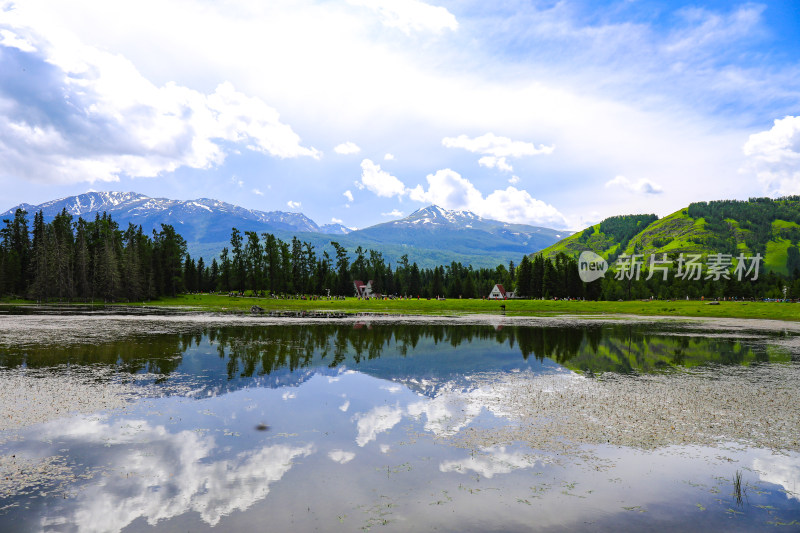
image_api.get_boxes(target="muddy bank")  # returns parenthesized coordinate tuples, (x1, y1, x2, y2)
(449, 362, 800, 456)
(0, 367, 140, 432)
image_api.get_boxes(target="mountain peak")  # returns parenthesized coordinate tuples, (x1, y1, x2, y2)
(403, 205, 482, 227)
(1, 191, 324, 241)
(2, 191, 565, 269)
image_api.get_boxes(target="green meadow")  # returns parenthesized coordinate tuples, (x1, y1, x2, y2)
(57, 293, 800, 321)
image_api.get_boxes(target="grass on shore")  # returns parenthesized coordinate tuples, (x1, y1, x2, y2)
(4, 294, 800, 321)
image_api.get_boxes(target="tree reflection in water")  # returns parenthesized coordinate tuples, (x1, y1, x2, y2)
(0, 322, 778, 384)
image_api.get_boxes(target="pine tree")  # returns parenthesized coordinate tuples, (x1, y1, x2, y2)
(218, 247, 231, 291)
(74, 218, 90, 300)
(29, 211, 50, 301)
(122, 224, 144, 301)
(196, 257, 206, 292)
(153, 224, 187, 297)
(263, 233, 280, 294)
(184, 255, 196, 292)
(244, 231, 263, 292)
(209, 258, 219, 292)
(409, 263, 422, 297)
(230, 228, 244, 291)
(331, 241, 350, 296)
(531, 255, 544, 298)
(516, 255, 533, 298)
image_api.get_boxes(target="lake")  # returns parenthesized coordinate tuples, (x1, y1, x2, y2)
(0, 310, 799, 531)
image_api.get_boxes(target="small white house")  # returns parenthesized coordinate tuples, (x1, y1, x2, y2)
(488, 284, 507, 300)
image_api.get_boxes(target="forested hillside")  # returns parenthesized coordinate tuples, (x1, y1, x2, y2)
(539, 197, 800, 276)
(4, 197, 800, 303)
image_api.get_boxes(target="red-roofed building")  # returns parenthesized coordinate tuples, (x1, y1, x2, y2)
(354, 280, 376, 298)
(488, 284, 507, 299)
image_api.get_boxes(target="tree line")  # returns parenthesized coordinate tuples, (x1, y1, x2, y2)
(185, 227, 528, 298)
(2, 211, 579, 301)
(0, 208, 187, 301)
(3, 209, 797, 302)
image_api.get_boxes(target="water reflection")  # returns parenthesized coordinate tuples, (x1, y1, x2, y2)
(440, 446, 543, 479)
(26, 413, 312, 531)
(7, 366, 798, 532)
(753, 456, 800, 502)
(0, 323, 784, 384)
(1, 320, 798, 532)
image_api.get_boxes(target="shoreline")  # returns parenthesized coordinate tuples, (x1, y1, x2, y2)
(2, 310, 800, 355)
(4, 294, 800, 323)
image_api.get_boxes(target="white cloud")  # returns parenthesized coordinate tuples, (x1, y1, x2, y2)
(445, 133, 553, 174)
(252, 188, 264, 196)
(0, 29, 36, 52)
(346, 0, 458, 34)
(0, 27, 320, 184)
(508, 175, 520, 184)
(334, 141, 361, 155)
(604, 175, 664, 195)
(384, 153, 395, 160)
(382, 209, 403, 217)
(408, 168, 569, 226)
(0, 0, 789, 223)
(357, 159, 408, 198)
(443, 133, 555, 158)
(408, 168, 483, 208)
(742, 116, 800, 196)
(483, 187, 569, 226)
(343, 190, 354, 202)
(287, 200, 301, 209)
(338, 399, 350, 411)
(478, 155, 514, 173)
(666, 5, 765, 57)
(328, 449, 356, 464)
(331, 217, 344, 225)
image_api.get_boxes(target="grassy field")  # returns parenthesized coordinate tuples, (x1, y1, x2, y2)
(1, 294, 788, 321)
(4, 294, 800, 321)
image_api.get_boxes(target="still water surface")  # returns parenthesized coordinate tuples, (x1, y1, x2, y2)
(0, 314, 799, 532)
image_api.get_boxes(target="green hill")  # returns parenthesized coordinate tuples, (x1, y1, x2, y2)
(538, 197, 800, 276)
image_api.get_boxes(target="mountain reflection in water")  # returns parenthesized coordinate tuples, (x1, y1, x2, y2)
(0, 323, 781, 391)
(1, 319, 798, 532)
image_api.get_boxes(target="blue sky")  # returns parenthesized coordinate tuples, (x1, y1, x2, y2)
(0, 0, 798, 230)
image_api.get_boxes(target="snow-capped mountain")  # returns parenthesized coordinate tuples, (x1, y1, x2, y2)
(318, 223, 351, 235)
(1, 191, 334, 242)
(351, 205, 567, 255)
(2, 193, 566, 268)
(399, 205, 483, 227)
(385, 205, 565, 236)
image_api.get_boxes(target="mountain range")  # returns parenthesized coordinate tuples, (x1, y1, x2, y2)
(1, 191, 567, 269)
(2, 191, 349, 240)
